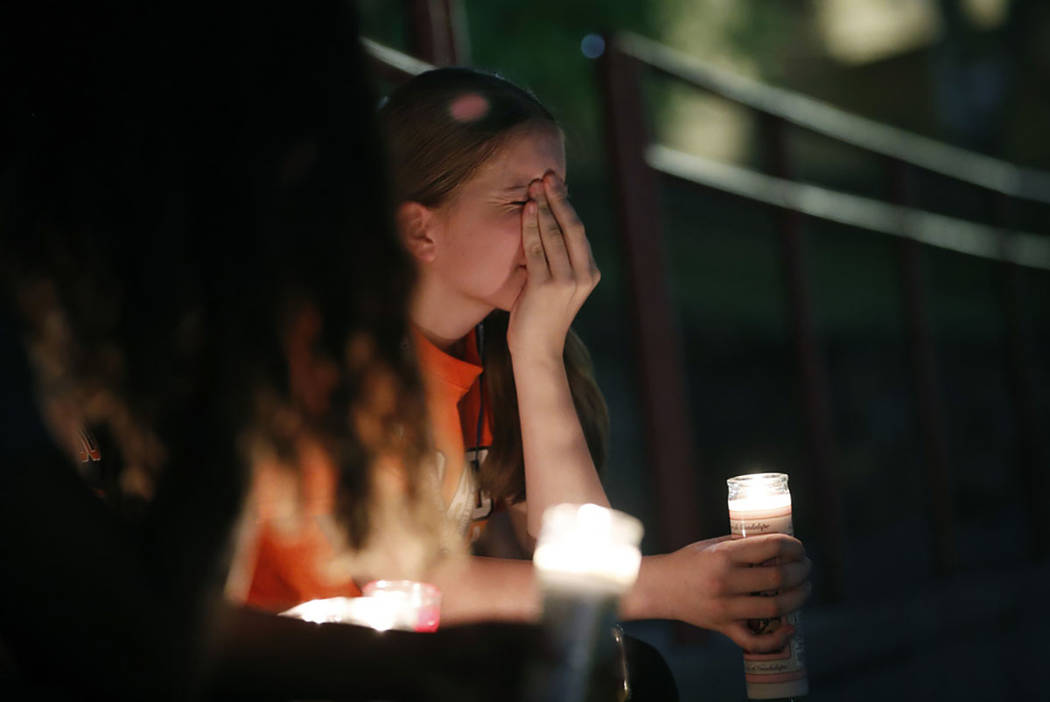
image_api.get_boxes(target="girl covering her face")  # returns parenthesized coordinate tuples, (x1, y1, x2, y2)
(371, 68, 811, 652)
(380, 68, 609, 543)
(245, 68, 811, 659)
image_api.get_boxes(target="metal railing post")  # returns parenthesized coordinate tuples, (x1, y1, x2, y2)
(992, 193, 1049, 560)
(760, 113, 845, 602)
(405, 0, 467, 66)
(887, 160, 958, 577)
(598, 40, 706, 553)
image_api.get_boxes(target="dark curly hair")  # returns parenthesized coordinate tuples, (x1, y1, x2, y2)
(1, 2, 433, 557)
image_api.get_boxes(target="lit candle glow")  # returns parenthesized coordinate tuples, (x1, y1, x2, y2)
(728, 472, 794, 538)
(532, 503, 643, 594)
(280, 580, 441, 633)
(529, 503, 643, 702)
(281, 596, 399, 631)
(361, 580, 442, 633)
(726, 471, 809, 700)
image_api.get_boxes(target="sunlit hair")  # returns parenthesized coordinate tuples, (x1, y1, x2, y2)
(1, 3, 443, 566)
(379, 67, 609, 503)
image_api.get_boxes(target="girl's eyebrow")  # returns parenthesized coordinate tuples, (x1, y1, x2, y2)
(499, 181, 570, 195)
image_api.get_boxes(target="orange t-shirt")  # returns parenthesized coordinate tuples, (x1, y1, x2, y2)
(242, 327, 495, 611)
(411, 327, 495, 541)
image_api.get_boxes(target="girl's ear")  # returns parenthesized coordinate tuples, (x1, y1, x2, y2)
(395, 201, 438, 264)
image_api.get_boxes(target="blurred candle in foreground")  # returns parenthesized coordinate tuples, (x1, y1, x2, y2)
(362, 580, 442, 633)
(530, 503, 643, 702)
(281, 596, 399, 631)
(727, 472, 809, 701)
(533, 503, 643, 594)
(280, 580, 441, 633)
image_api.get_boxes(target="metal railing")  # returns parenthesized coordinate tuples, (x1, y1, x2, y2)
(619, 33, 1050, 206)
(361, 0, 463, 81)
(360, 16, 1048, 602)
(363, 36, 432, 82)
(599, 32, 1050, 601)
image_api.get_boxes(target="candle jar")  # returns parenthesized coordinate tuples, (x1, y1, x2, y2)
(361, 580, 442, 632)
(529, 503, 643, 702)
(727, 472, 809, 701)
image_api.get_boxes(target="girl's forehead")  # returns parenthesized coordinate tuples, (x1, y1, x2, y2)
(477, 127, 566, 191)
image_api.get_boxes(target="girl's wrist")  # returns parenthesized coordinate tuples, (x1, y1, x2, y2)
(622, 554, 671, 621)
(508, 343, 564, 368)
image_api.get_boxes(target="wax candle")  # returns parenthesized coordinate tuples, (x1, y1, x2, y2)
(529, 503, 643, 702)
(727, 472, 809, 700)
(361, 580, 442, 633)
(533, 503, 643, 594)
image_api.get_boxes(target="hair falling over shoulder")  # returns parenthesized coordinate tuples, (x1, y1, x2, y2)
(478, 314, 609, 505)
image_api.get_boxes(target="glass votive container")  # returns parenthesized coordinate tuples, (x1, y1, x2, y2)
(361, 579, 442, 633)
(726, 471, 808, 700)
(532, 503, 644, 595)
(529, 503, 643, 702)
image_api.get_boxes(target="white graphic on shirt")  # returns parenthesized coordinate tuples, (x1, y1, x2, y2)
(442, 447, 494, 536)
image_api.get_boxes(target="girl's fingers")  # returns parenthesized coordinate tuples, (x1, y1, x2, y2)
(530, 181, 572, 280)
(723, 620, 796, 654)
(726, 582, 811, 622)
(723, 533, 806, 566)
(542, 173, 594, 276)
(728, 558, 812, 596)
(521, 200, 550, 280)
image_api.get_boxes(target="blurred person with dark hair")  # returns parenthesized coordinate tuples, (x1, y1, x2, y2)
(0, 2, 538, 700)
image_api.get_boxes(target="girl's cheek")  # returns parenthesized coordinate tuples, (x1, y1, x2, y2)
(506, 212, 524, 237)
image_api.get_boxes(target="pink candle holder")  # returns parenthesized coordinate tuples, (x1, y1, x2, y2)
(362, 580, 442, 633)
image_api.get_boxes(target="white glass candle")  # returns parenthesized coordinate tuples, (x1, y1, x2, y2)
(533, 503, 643, 594)
(530, 503, 643, 702)
(727, 472, 809, 700)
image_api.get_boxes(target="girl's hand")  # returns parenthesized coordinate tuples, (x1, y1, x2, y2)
(506, 172, 599, 360)
(648, 533, 812, 653)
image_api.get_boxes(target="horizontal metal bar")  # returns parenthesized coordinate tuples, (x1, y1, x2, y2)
(647, 144, 1050, 271)
(361, 37, 433, 78)
(617, 32, 1050, 206)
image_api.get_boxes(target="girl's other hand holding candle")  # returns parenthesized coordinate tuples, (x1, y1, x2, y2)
(626, 533, 812, 653)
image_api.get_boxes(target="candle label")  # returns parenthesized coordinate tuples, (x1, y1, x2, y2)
(729, 506, 793, 538)
(729, 505, 808, 697)
(743, 610, 806, 685)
